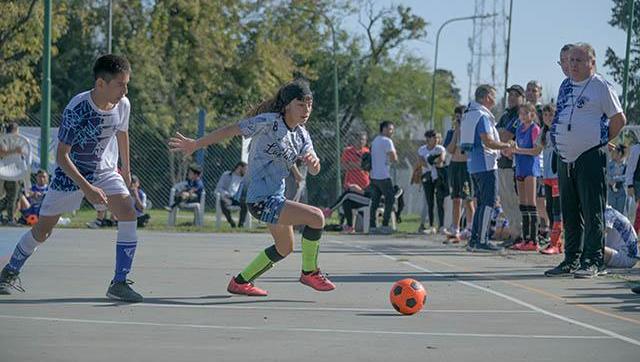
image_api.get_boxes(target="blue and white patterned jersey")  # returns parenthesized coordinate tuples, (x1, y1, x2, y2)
(605, 206, 639, 259)
(551, 74, 622, 163)
(51, 90, 130, 191)
(238, 113, 316, 203)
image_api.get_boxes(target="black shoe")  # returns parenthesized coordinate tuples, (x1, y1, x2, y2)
(473, 242, 504, 253)
(106, 279, 144, 303)
(0, 268, 24, 295)
(574, 263, 598, 279)
(544, 261, 578, 277)
(632, 286, 640, 294)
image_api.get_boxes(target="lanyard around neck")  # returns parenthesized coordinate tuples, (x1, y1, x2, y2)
(567, 75, 594, 131)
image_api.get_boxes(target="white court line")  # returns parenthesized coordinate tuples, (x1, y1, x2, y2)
(0, 314, 615, 340)
(339, 242, 640, 348)
(56, 302, 536, 314)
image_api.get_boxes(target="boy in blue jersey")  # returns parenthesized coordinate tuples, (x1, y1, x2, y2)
(0, 55, 144, 302)
(170, 79, 335, 296)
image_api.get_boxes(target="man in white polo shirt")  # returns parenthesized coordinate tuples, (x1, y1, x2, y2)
(369, 121, 398, 234)
(547, 43, 627, 278)
(460, 85, 513, 252)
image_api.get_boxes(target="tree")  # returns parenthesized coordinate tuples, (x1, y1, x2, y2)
(605, 0, 639, 122)
(0, 0, 67, 122)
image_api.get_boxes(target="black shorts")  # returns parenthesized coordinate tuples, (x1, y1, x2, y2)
(448, 161, 473, 199)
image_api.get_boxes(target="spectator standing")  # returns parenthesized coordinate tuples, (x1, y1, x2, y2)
(369, 121, 398, 234)
(129, 175, 150, 228)
(547, 43, 627, 278)
(607, 144, 627, 214)
(444, 105, 475, 243)
(495, 85, 525, 242)
(460, 85, 513, 252)
(0, 122, 25, 225)
(417, 130, 447, 234)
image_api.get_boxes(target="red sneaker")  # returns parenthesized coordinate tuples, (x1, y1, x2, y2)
(300, 269, 336, 291)
(227, 277, 268, 296)
(511, 241, 538, 251)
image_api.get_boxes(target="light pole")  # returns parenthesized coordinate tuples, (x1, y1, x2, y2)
(621, 0, 635, 114)
(41, 0, 52, 172)
(429, 13, 496, 130)
(108, 0, 113, 53)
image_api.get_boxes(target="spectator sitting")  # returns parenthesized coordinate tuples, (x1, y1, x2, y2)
(129, 174, 150, 228)
(215, 161, 248, 228)
(166, 163, 205, 211)
(604, 206, 639, 269)
(18, 169, 49, 225)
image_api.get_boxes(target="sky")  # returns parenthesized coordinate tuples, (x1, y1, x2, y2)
(342, 0, 629, 104)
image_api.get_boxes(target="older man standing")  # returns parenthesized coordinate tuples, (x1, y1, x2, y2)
(461, 85, 513, 252)
(548, 43, 627, 278)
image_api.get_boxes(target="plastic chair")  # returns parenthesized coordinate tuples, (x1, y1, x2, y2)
(215, 192, 252, 230)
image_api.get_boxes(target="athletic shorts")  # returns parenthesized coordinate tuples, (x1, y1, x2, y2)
(247, 194, 287, 224)
(543, 178, 559, 197)
(39, 171, 130, 216)
(607, 248, 638, 268)
(449, 161, 473, 200)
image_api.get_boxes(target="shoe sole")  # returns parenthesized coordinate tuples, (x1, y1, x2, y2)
(573, 274, 596, 279)
(299, 279, 335, 292)
(106, 291, 144, 303)
(226, 288, 268, 297)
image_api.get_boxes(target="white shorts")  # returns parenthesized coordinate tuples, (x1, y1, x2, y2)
(39, 172, 130, 216)
(607, 248, 638, 268)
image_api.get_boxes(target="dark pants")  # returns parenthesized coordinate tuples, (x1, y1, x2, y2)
(422, 173, 447, 228)
(470, 170, 498, 245)
(557, 148, 606, 267)
(544, 184, 561, 223)
(369, 178, 395, 227)
(330, 190, 370, 226)
(220, 195, 247, 227)
(0, 180, 19, 221)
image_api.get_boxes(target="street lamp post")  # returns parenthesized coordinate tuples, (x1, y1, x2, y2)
(429, 13, 496, 130)
(108, 0, 113, 53)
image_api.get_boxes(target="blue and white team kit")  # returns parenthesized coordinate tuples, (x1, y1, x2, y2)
(39, 90, 131, 216)
(238, 112, 316, 224)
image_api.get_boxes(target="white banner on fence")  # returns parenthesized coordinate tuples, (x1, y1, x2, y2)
(20, 127, 59, 174)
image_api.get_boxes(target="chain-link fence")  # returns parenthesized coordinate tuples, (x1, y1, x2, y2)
(18, 112, 425, 216)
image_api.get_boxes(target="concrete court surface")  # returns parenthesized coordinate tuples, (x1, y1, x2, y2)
(0, 227, 639, 362)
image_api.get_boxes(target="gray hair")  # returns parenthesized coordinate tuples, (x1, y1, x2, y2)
(474, 84, 496, 103)
(573, 42, 596, 60)
(527, 80, 542, 91)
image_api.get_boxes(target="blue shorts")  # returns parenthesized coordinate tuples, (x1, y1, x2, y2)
(247, 194, 287, 224)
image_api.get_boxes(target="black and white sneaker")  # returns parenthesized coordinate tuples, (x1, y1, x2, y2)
(106, 280, 144, 303)
(544, 261, 578, 277)
(473, 242, 504, 253)
(0, 268, 24, 295)
(574, 264, 598, 279)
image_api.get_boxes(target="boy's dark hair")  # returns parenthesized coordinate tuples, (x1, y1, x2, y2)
(36, 169, 48, 176)
(131, 174, 140, 184)
(4, 122, 18, 133)
(454, 105, 466, 115)
(379, 121, 394, 133)
(93, 54, 131, 82)
(233, 161, 247, 171)
(188, 164, 203, 175)
(424, 130, 437, 138)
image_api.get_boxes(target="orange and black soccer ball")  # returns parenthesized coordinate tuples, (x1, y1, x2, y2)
(389, 278, 427, 315)
(25, 214, 38, 226)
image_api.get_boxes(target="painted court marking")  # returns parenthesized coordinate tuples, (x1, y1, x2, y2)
(338, 241, 640, 348)
(0, 315, 615, 340)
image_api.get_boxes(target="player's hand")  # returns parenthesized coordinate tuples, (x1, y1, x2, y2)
(168, 132, 198, 156)
(84, 185, 108, 207)
(301, 153, 320, 171)
(607, 142, 616, 152)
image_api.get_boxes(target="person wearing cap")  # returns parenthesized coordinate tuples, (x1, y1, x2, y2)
(495, 84, 525, 243)
(165, 163, 205, 210)
(169, 79, 336, 296)
(547, 42, 627, 278)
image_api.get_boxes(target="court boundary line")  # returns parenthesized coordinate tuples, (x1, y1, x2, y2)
(338, 242, 640, 348)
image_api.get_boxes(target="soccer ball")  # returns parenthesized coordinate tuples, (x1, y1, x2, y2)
(389, 278, 427, 315)
(25, 214, 38, 226)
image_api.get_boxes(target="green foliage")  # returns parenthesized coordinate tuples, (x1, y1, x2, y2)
(605, 0, 639, 122)
(0, 0, 67, 122)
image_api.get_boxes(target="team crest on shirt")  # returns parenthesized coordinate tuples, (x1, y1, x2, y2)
(576, 96, 589, 109)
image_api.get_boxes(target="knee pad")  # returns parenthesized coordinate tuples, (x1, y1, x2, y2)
(302, 226, 322, 241)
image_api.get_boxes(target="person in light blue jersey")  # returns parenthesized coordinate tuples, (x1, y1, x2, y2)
(169, 79, 335, 296)
(0, 55, 144, 302)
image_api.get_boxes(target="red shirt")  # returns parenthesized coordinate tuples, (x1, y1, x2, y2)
(341, 146, 370, 190)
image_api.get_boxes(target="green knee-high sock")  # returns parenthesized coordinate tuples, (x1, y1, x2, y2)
(237, 245, 284, 283)
(301, 238, 320, 273)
